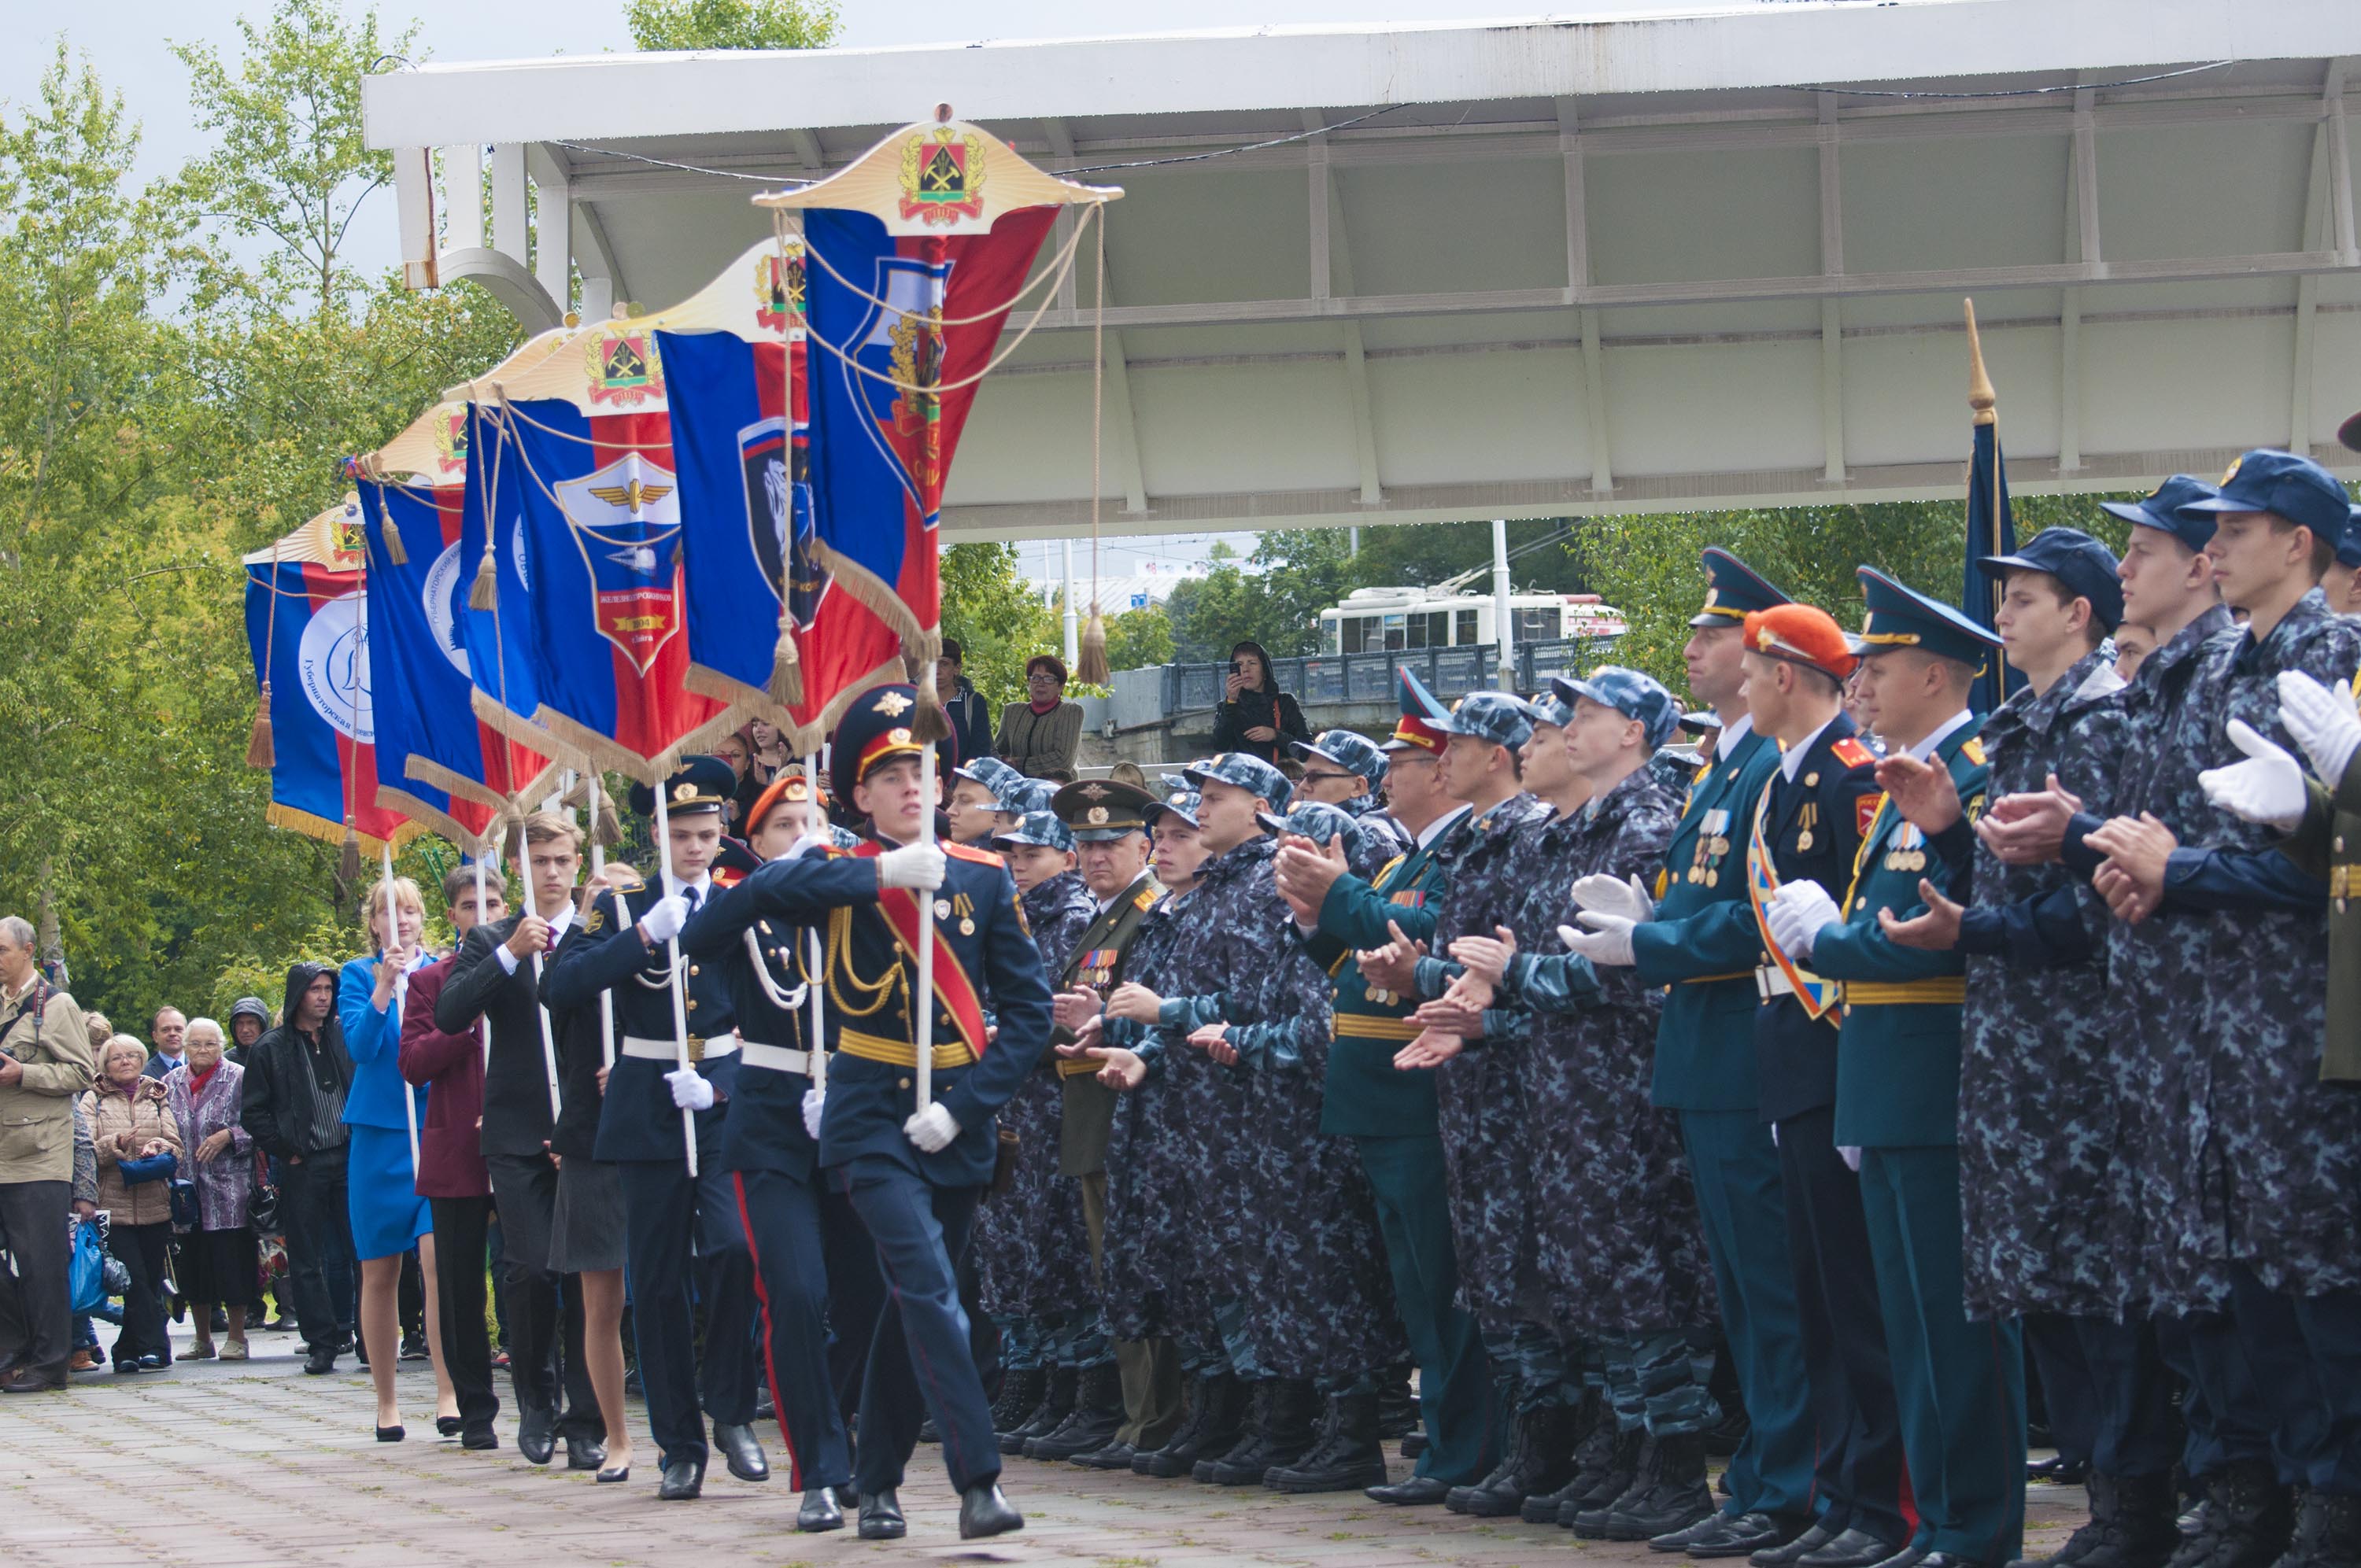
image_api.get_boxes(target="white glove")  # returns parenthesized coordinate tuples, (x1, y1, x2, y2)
(2278, 670, 2361, 790)
(2200, 718, 2311, 833)
(639, 894, 690, 945)
(1562, 913, 1636, 968)
(878, 843, 947, 891)
(903, 1102, 959, 1153)
(1766, 880, 1842, 962)
(800, 1087, 825, 1140)
(665, 1066, 715, 1111)
(1839, 1145, 1862, 1173)
(1571, 872, 1655, 925)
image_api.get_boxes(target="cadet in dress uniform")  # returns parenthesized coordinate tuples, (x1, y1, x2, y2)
(1282, 681, 1496, 1508)
(1768, 572, 2022, 1568)
(1562, 552, 1826, 1562)
(541, 756, 765, 1502)
(1043, 778, 1183, 1470)
(676, 769, 881, 1534)
(737, 686, 1054, 1544)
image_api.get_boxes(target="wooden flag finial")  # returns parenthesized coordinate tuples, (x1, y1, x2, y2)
(1965, 297, 1997, 427)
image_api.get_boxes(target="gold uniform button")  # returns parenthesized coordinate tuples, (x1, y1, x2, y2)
(687, 1000, 699, 1011)
(898, 1076, 911, 1090)
(1842, 1004, 1853, 1018)
(689, 965, 700, 976)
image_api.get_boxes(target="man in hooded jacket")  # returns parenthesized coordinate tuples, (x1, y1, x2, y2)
(238, 962, 359, 1373)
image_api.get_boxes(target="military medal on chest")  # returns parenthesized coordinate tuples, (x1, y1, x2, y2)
(1795, 801, 1818, 854)
(1688, 807, 1732, 886)
(1883, 821, 1927, 873)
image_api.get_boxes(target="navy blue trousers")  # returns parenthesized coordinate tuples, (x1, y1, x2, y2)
(2028, 1313, 2179, 1478)
(734, 1168, 863, 1491)
(2230, 1266, 2361, 1494)
(2159, 1310, 2274, 1479)
(836, 1156, 999, 1494)
(619, 1157, 758, 1470)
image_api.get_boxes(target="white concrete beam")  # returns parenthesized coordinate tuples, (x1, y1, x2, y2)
(1818, 94, 1846, 483)
(393, 145, 436, 290)
(490, 142, 529, 265)
(1314, 127, 1383, 507)
(1580, 307, 1613, 496)
(525, 143, 571, 312)
(1090, 242, 1151, 516)
(1557, 96, 1588, 301)
(571, 200, 624, 319)
(2074, 88, 2105, 279)
(2328, 61, 2358, 265)
(441, 144, 483, 251)
(2295, 117, 2330, 449)
(2060, 140, 2085, 472)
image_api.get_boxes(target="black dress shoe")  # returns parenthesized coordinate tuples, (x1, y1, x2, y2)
(1367, 1475, 1456, 1506)
(712, 1421, 769, 1481)
(1802, 1530, 1911, 1568)
(1653, 1511, 1748, 1552)
(796, 1487, 845, 1532)
(565, 1436, 607, 1471)
(2028, 1455, 2090, 1486)
(1073, 1439, 1136, 1470)
(461, 1427, 499, 1452)
(958, 1481, 1024, 1540)
(517, 1409, 556, 1466)
(597, 1463, 630, 1485)
(1674, 1512, 1809, 1558)
(303, 1344, 338, 1375)
(435, 1416, 464, 1438)
(658, 1459, 704, 1500)
(1908, 1555, 1986, 1568)
(857, 1489, 906, 1540)
(1855, 1543, 1927, 1568)
(1756, 1523, 1841, 1566)
(2, 1362, 68, 1394)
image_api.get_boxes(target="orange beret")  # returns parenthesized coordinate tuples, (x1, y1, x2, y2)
(1742, 604, 1857, 683)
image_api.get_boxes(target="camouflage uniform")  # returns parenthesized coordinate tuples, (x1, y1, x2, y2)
(1096, 891, 1200, 1350)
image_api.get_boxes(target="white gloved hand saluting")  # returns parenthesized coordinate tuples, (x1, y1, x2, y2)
(665, 1066, 715, 1111)
(1765, 880, 1842, 962)
(801, 1087, 825, 1140)
(903, 1102, 959, 1153)
(639, 894, 690, 946)
(1562, 913, 1636, 968)
(1571, 872, 1655, 926)
(2278, 670, 2361, 791)
(2200, 718, 2311, 834)
(878, 843, 948, 891)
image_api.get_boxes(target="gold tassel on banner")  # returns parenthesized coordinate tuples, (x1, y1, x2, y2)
(910, 632, 951, 744)
(1077, 611, 1110, 687)
(468, 543, 498, 611)
(377, 486, 408, 567)
(767, 612, 805, 707)
(246, 684, 275, 769)
(339, 823, 362, 884)
(593, 786, 622, 847)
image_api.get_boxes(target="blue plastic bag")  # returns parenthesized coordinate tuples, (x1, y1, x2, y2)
(68, 1218, 106, 1317)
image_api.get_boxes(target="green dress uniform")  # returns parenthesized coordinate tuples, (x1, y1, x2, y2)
(1806, 570, 2024, 1568)
(2275, 666, 2361, 1085)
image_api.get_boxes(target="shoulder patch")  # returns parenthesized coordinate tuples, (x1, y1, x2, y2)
(584, 902, 608, 935)
(1857, 793, 1883, 837)
(1831, 736, 1875, 769)
(946, 843, 1003, 866)
(605, 868, 645, 893)
(1961, 737, 1986, 766)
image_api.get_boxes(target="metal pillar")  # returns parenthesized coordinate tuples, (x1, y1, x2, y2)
(1062, 538, 1081, 667)
(1491, 517, 1515, 692)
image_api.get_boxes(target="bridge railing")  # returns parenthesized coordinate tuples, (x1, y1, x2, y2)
(1121, 636, 1624, 725)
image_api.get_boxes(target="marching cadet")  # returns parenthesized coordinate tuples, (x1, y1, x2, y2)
(676, 769, 882, 1533)
(1875, 530, 2182, 1568)
(1583, 603, 1904, 1566)
(721, 685, 1052, 1543)
(1554, 552, 1824, 1562)
(542, 755, 767, 1503)
(978, 811, 1110, 1462)
(2069, 452, 2361, 1568)
(1766, 570, 2022, 1568)
(1040, 779, 1182, 1470)
(1433, 667, 1724, 1548)
(1274, 675, 1497, 1510)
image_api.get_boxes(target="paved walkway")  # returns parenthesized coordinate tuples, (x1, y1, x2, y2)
(1, 1325, 2089, 1568)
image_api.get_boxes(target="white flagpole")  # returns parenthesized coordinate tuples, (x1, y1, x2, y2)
(915, 744, 936, 1112)
(804, 752, 827, 1093)
(383, 847, 419, 1175)
(587, 776, 617, 1070)
(531, 951, 563, 1123)
(652, 784, 700, 1177)
(475, 854, 493, 1071)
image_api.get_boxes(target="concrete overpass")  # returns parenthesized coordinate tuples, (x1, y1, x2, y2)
(363, 0, 2361, 546)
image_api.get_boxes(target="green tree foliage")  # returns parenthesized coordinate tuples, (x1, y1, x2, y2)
(940, 541, 1056, 706)
(625, 0, 841, 50)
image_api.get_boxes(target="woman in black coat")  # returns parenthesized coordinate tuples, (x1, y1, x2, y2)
(1210, 640, 1310, 766)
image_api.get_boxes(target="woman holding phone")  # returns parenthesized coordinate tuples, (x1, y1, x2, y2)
(1210, 640, 1310, 766)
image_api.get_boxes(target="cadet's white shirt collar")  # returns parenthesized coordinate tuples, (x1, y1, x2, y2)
(1900, 708, 1975, 766)
(1714, 712, 1754, 762)
(1417, 803, 1472, 850)
(1780, 714, 1841, 782)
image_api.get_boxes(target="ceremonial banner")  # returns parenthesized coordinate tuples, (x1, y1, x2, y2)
(754, 117, 1118, 725)
(242, 499, 414, 853)
(1961, 301, 2022, 714)
(459, 401, 561, 758)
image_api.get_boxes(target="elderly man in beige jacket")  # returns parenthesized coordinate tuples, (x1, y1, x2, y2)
(0, 913, 94, 1393)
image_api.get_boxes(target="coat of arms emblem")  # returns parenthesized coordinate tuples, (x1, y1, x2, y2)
(586, 328, 664, 407)
(898, 125, 988, 226)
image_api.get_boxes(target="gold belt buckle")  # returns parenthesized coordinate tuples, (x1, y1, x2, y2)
(685, 1035, 706, 1064)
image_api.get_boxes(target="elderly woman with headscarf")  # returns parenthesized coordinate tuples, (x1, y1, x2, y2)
(84, 1034, 183, 1373)
(165, 1017, 257, 1361)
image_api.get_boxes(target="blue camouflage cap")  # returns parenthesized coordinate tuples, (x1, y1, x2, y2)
(2097, 474, 2222, 554)
(1145, 788, 1203, 831)
(1551, 665, 1680, 750)
(955, 754, 1021, 795)
(2341, 504, 2361, 570)
(1520, 688, 1575, 729)
(1256, 800, 1361, 849)
(2179, 448, 2352, 543)
(1677, 710, 1721, 739)
(996, 777, 1058, 816)
(1851, 567, 2003, 669)
(1977, 526, 2125, 631)
(991, 810, 1075, 853)
(1182, 751, 1294, 811)
(1293, 729, 1388, 784)
(1436, 692, 1534, 750)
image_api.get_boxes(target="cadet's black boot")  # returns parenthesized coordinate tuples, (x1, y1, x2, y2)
(2013, 1467, 2122, 1568)
(1567, 1424, 1647, 1533)
(1265, 1391, 1388, 1493)
(2270, 1489, 2361, 1568)
(1378, 1371, 1420, 1439)
(1027, 1362, 1125, 1460)
(2167, 1460, 2293, 1568)
(1452, 1374, 1524, 1513)
(1455, 1397, 1580, 1518)
(1190, 1378, 1275, 1483)
(1605, 1432, 1716, 1541)
(1526, 1387, 1609, 1523)
(989, 1367, 1047, 1444)
(1137, 1373, 1240, 1478)
(1002, 1365, 1075, 1455)
(1199, 1378, 1317, 1485)
(2069, 1472, 2185, 1568)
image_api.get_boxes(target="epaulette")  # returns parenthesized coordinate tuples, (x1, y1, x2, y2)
(604, 869, 646, 893)
(1960, 737, 1986, 766)
(1831, 736, 1876, 770)
(1132, 885, 1157, 912)
(946, 842, 1003, 866)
